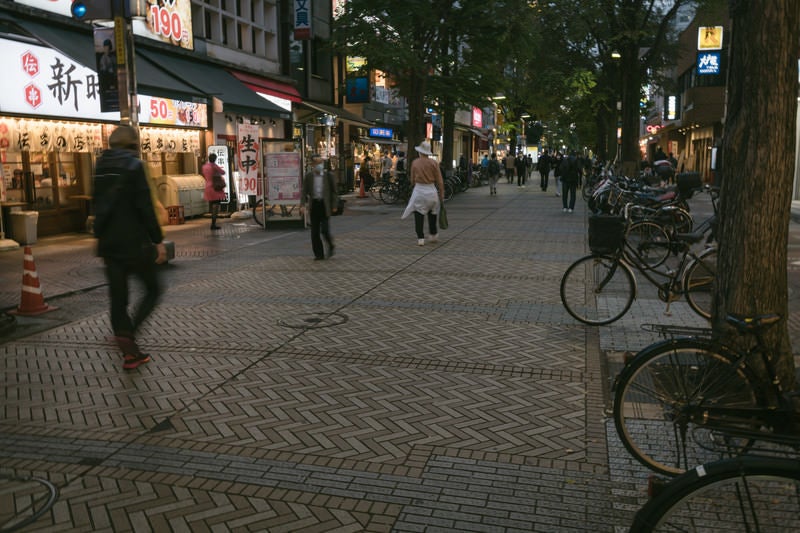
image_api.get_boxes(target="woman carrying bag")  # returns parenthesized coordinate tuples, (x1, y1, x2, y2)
(401, 141, 444, 246)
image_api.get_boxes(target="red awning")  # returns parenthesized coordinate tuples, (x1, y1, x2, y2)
(228, 70, 302, 103)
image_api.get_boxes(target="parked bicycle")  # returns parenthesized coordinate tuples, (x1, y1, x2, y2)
(559, 208, 717, 325)
(629, 454, 800, 531)
(614, 313, 800, 477)
(252, 199, 297, 226)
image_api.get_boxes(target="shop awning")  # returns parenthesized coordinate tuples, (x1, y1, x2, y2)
(469, 128, 488, 139)
(12, 19, 204, 101)
(138, 50, 291, 120)
(228, 70, 302, 103)
(297, 101, 374, 128)
(359, 137, 403, 145)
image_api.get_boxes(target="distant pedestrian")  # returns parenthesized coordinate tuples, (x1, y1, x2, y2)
(516, 154, 526, 187)
(505, 152, 516, 184)
(381, 151, 394, 179)
(538, 150, 551, 191)
(201, 153, 226, 230)
(560, 150, 581, 213)
(301, 154, 338, 260)
(92, 125, 167, 371)
(488, 152, 501, 195)
(401, 140, 444, 245)
(359, 156, 374, 191)
(552, 151, 563, 196)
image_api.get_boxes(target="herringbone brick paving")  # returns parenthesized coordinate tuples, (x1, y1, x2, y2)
(2, 182, 798, 531)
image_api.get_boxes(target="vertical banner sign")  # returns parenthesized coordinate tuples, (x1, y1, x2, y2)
(208, 145, 230, 204)
(265, 152, 302, 204)
(237, 124, 260, 196)
(93, 27, 119, 112)
(0, 164, 6, 203)
(294, 0, 311, 39)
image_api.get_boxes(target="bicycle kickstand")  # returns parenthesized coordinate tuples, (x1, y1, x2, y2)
(663, 302, 673, 317)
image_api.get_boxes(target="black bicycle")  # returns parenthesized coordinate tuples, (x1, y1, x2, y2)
(559, 211, 716, 325)
(614, 313, 800, 477)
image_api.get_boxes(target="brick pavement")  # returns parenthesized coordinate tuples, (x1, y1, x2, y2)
(1, 182, 799, 532)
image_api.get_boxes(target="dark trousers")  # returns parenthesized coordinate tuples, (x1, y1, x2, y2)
(540, 170, 550, 191)
(562, 181, 577, 210)
(209, 200, 221, 227)
(414, 211, 438, 239)
(103, 252, 161, 340)
(310, 199, 333, 259)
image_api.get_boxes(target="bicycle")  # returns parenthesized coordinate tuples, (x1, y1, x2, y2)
(380, 172, 412, 205)
(629, 454, 800, 531)
(559, 210, 717, 325)
(252, 199, 297, 226)
(614, 313, 800, 477)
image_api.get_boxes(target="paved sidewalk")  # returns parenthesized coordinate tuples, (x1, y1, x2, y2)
(1, 182, 798, 532)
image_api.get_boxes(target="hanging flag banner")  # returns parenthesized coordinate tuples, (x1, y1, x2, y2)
(93, 27, 119, 112)
(236, 123, 260, 195)
(294, 0, 311, 39)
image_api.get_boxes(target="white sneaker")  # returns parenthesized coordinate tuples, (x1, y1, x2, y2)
(417, 239, 425, 246)
(563, 208, 568, 213)
(428, 234, 438, 243)
(568, 209, 573, 213)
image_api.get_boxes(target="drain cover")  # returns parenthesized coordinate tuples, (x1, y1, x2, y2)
(278, 312, 347, 329)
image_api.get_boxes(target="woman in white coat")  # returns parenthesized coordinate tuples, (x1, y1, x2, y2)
(401, 141, 445, 245)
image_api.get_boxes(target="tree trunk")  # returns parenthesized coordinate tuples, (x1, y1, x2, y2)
(715, 0, 799, 387)
(406, 71, 427, 166)
(441, 100, 456, 175)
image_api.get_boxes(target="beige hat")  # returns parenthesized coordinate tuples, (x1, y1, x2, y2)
(108, 125, 139, 149)
(414, 140, 433, 156)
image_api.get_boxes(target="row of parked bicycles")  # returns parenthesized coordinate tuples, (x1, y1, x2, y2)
(561, 166, 800, 530)
(366, 165, 488, 205)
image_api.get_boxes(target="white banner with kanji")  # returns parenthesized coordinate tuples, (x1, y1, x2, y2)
(236, 123, 260, 195)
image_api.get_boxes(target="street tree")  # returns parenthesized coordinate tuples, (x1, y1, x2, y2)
(715, 0, 799, 386)
(332, 0, 521, 166)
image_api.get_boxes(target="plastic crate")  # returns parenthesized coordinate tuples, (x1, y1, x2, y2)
(588, 214, 625, 255)
(167, 205, 185, 225)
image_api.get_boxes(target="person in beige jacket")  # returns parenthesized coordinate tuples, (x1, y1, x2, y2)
(401, 141, 445, 246)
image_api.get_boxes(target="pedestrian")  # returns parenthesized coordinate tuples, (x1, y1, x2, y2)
(552, 151, 563, 196)
(487, 152, 501, 195)
(505, 152, 516, 184)
(381, 151, 394, 180)
(300, 154, 339, 260)
(92, 125, 167, 371)
(395, 151, 406, 174)
(201, 153, 226, 230)
(538, 150, 551, 191)
(401, 140, 444, 245)
(359, 155, 374, 191)
(515, 153, 526, 187)
(560, 150, 581, 213)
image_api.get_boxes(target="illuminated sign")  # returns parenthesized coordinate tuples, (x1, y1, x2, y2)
(697, 52, 721, 75)
(646, 124, 663, 134)
(369, 127, 393, 139)
(472, 107, 483, 128)
(1, 39, 206, 126)
(698, 26, 723, 50)
(666, 95, 678, 120)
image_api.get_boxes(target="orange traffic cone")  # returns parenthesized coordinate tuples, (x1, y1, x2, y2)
(11, 246, 57, 316)
(357, 176, 367, 198)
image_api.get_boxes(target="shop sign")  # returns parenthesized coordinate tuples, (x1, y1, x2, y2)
(472, 107, 483, 128)
(698, 26, 723, 50)
(294, 0, 311, 40)
(2, 39, 206, 126)
(265, 152, 301, 204)
(236, 123, 260, 194)
(697, 52, 721, 76)
(0, 118, 103, 154)
(369, 127, 393, 139)
(16, 0, 194, 50)
(139, 127, 200, 155)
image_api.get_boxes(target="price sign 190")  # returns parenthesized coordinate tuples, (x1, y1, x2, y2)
(149, 5, 183, 42)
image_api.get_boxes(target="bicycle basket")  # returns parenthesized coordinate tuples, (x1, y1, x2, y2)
(676, 172, 702, 199)
(588, 214, 626, 255)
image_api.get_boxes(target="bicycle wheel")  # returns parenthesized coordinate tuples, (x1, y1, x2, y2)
(443, 181, 455, 202)
(630, 456, 800, 532)
(625, 221, 671, 270)
(560, 254, 635, 325)
(684, 247, 717, 320)
(253, 199, 267, 227)
(380, 183, 399, 205)
(613, 338, 761, 476)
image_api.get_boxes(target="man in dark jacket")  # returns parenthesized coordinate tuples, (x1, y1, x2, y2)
(538, 150, 551, 191)
(93, 125, 167, 370)
(301, 154, 339, 260)
(560, 150, 581, 213)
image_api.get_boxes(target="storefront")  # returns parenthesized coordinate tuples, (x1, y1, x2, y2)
(0, 29, 208, 237)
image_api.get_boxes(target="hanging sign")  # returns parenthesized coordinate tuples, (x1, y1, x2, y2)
(294, 0, 311, 40)
(236, 123, 261, 195)
(697, 26, 723, 50)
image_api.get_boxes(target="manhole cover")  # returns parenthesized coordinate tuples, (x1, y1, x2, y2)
(278, 312, 348, 329)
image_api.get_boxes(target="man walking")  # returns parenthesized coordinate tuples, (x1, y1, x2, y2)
(301, 154, 339, 260)
(538, 150, 551, 191)
(92, 125, 167, 370)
